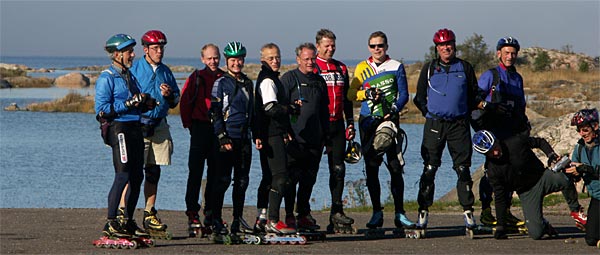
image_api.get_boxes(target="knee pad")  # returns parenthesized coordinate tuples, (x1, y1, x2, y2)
(330, 164, 346, 180)
(420, 165, 438, 183)
(271, 174, 290, 195)
(454, 166, 472, 182)
(144, 165, 161, 185)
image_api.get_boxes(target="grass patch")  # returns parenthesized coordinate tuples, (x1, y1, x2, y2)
(28, 92, 95, 113)
(0, 68, 27, 78)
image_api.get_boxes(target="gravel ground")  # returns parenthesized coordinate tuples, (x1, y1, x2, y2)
(0, 206, 597, 254)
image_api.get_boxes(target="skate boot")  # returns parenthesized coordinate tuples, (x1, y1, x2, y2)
(265, 220, 296, 234)
(254, 208, 268, 233)
(542, 218, 559, 239)
(364, 210, 385, 239)
(125, 219, 150, 237)
(479, 208, 497, 226)
(327, 212, 356, 234)
(570, 207, 587, 232)
(463, 210, 477, 239)
(394, 213, 420, 239)
(297, 214, 320, 232)
(116, 207, 127, 225)
(143, 208, 172, 240)
(285, 214, 297, 231)
(231, 217, 253, 234)
(103, 219, 131, 238)
(209, 218, 232, 244)
(254, 217, 267, 233)
(186, 211, 203, 237)
(504, 209, 525, 227)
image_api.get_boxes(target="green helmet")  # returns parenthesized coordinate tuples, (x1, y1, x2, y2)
(223, 41, 246, 58)
(105, 34, 136, 53)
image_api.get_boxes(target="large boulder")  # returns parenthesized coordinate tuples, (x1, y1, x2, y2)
(54, 72, 90, 88)
(0, 79, 12, 89)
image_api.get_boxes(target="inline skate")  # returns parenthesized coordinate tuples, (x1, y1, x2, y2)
(297, 214, 326, 241)
(327, 212, 357, 234)
(463, 210, 477, 239)
(231, 217, 262, 244)
(143, 208, 172, 240)
(394, 213, 420, 239)
(414, 210, 428, 238)
(364, 210, 385, 239)
(263, 220, 306, 245)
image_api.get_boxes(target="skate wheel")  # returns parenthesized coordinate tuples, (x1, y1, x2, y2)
(129, 240, 138, 249)
(351, 227, 358, 235)
(466, 229, 474, 239)
(253, 236, 262, 245)
(299, 236, 307, 245)
(223, 235, 232, 245)
(146, 239, 155, 248)
(165, 232, 173, 240)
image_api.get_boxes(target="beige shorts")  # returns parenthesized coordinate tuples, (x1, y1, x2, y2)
(144, 119, 173, 165)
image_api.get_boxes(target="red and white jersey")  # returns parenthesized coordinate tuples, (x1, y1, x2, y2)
(314, 56, 349, 122)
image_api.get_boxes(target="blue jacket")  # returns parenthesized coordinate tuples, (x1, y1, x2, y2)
(571, 133, 600, 199)
(130, 57, 180, 119)
(210, 72, 254, 139)
(413, 58, 478, 120)
(94, 65, 142, 122)
(478, 65, 526, 113)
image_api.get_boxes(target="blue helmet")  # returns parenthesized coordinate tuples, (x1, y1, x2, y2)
(105, 34, 136, 53)
(472, 130, 496, 154)
(496, 36, 520, 51)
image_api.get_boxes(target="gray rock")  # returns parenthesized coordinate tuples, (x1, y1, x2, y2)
(54, 72, 90, 88)
(0, 79, 12, 89)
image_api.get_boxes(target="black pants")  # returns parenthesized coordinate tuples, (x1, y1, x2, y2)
(106, 121, 144, 220)
(211, 138, 252, 219)
(325, 120, 347, 214)
(256, 148, 271, 210)
(358, 121, 406, 214)
(185, 121, 217, 214)
(586, 197, 600, 246)
(286, 144, 323, 217)
(418, 118, 474, 211)
(265, 135, 291, 221)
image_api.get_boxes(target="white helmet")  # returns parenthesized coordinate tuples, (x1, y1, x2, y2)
(373, 120, 397, 153)
(472, 130, 496, 154)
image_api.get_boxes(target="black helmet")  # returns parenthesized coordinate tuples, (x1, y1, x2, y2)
(344, 141, 362, 164)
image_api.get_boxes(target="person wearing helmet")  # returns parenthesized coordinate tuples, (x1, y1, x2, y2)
(347, 31, 415, 233)
(472, 36, 528, 233)
(280, 42, 329, 232)
(473, 128, 586, 240)
(95, 33, 156, 238)
(413, 28, 480, 236)
(207, 41, 255, 236)
(565, 108, 600, 247)
(253, 43, 298, 235)
(180, 43, 224, 237)
(122, 30, 179, 239)
(313, 29, 357, 234)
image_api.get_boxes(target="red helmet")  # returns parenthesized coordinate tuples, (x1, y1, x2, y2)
(141, 30, 167, 46)
(433, 28, 456, 45)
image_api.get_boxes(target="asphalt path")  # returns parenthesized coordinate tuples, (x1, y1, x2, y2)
(1, 207, 597, 254)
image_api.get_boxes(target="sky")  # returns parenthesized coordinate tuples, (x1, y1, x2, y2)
(1, 0, 599, 62)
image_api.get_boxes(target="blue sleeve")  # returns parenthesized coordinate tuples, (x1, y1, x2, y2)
(477, 70, 494, 102)
(571, 144, 581, 163)
(210, 77, 226, 135)
(94, 75, 113, 115)
(394, 64, 409, 110)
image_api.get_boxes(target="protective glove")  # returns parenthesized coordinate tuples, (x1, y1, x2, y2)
(483, 101, 512, 116)
(546, 152, 560, 166)
(345, 124, 356, 141)
(288, 103, 301, 115)
(576, 164, 594, 174)
(364, 88, 380, 101)
(217, 132, 232, 147)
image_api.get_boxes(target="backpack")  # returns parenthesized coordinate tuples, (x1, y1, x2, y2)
(576, 144, 600, 200)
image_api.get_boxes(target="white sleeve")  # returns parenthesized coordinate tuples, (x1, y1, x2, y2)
(259, 78, 278, 105)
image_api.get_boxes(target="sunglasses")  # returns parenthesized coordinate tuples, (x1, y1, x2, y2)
(369, 43, 385, 49)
